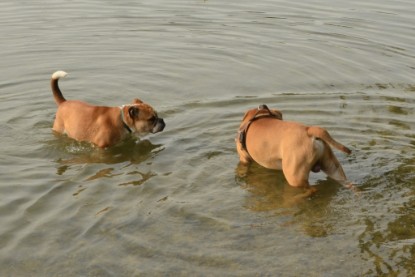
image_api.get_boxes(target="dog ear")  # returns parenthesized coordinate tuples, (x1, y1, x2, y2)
(128, 106, 139, 118)
(132, 98, 143, 104)
(242, 109, 256, 121)
(271, 109, 283, 120)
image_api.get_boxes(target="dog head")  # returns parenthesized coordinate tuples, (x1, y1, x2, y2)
(241, 106, 283, 125)
(122, 98, 165, 134)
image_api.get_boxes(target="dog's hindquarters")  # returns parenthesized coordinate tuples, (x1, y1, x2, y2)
(51, 71, 68, 105)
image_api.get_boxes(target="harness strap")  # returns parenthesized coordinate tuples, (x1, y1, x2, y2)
(238, 104, 281, 155)
(120, 107, 133, 133)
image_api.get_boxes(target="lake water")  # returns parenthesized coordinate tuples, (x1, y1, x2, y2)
(1, 0, 415, 276)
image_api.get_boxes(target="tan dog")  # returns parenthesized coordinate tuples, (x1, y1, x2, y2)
(236, 105, 353, 191)
(51, 71, 165, 148)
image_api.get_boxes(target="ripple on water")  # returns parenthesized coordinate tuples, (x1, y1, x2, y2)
(1, 0, 415, 275)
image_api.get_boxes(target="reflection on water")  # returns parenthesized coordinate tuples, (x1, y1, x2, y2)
(52, 138, 164, 196)
(236, 162, 343, 237)
(52, 137, 164, 166)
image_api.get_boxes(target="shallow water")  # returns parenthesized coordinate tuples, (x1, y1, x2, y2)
(1, 0, 415, 276)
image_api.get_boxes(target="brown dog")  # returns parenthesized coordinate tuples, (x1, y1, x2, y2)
(236, 105, 353, 191)
(51, 71, 165, 148)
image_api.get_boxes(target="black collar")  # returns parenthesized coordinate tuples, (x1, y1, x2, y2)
(120, 108, 133, 133)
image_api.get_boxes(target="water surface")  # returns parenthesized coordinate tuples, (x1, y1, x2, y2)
(1, 0, 415, 276)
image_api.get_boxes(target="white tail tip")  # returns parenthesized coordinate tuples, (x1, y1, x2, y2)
(51, 70, 68, 80)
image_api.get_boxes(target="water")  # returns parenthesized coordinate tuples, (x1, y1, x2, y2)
(1, 0, 415, 276)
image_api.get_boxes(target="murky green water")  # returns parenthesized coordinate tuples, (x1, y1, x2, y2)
(1, 0, 415, 276)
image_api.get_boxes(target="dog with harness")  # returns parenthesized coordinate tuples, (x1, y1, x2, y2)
(236, 105, 353, 193)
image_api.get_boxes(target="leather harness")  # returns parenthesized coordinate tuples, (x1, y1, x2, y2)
(238, 104, 281, 155)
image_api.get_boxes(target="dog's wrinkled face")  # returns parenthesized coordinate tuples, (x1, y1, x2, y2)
(126, 98, 165, 134)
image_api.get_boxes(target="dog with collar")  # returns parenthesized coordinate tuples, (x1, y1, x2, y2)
(236, 105, 353, 191)
(51, 71, 165, 148)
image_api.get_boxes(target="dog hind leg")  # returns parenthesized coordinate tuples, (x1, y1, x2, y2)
(319, 145, 350, 187)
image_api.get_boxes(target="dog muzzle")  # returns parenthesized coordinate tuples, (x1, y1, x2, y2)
(151, 118, 165, 133)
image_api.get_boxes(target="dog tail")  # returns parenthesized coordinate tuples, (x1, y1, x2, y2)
(307, 126, 352, 154)
(51, 71, 68, 105)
